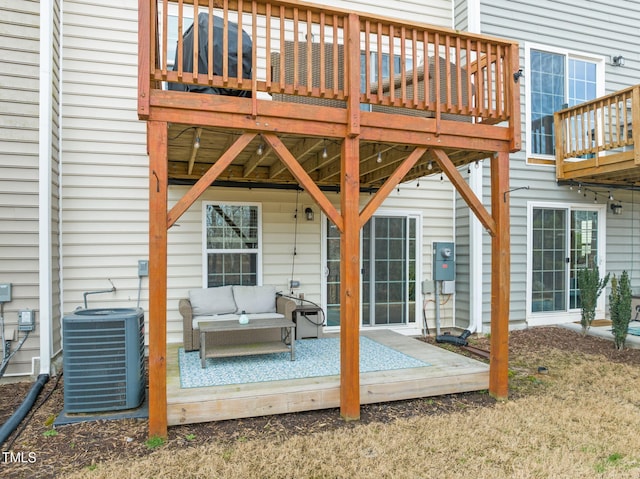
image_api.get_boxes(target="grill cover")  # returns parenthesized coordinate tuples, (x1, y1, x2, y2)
(169, 13, 252, 97)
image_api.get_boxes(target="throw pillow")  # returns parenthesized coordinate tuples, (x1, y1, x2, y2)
(233, 285, 276, 314)
(189, 285, 237, 316)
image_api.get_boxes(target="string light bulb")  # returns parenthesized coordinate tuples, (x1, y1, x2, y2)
(427, 161, 433, 170)
(577, 183, 582, 194)
(475, 160, 479, 169)
(194, 136, 200, 149)
(377, 151, 382, 163)
(440, 173, 444, 182)
(322, 146, 328, 159)
(257, 143, 264, 156)
(608, 191, 614, 201)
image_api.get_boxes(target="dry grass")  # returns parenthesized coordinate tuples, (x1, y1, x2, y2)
(63, 348, 640, 479)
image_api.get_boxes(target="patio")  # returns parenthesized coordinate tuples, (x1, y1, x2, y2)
(166, 330, 489, 425)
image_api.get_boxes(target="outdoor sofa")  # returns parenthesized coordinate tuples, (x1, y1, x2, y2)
(179, 285, 297, 352)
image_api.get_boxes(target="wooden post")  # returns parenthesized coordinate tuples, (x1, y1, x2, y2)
(137, 0, 150, 119)
(148, 121, 168, 438)
(340, 136, 360, 420)
(489, 151, 510, 400)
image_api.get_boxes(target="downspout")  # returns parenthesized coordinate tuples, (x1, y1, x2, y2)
(468, 0, 483, 333)
(38, 0, 54, 376)
(0, 374, 49, 448)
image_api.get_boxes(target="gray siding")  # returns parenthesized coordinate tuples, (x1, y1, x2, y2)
(0, 0, 42, 375)
(477, 0, 640, 326)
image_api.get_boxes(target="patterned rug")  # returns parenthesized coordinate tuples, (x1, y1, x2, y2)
(179, 336, 430, 388)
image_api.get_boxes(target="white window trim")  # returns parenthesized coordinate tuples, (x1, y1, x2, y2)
(321, 208, 423, 334)
(525, 201, 607, 327)
(524, 42, 606, 164)
(201, 201, 263, 287)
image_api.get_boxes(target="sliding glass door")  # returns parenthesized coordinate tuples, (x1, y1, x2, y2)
(530, 205, 603, 319)
(325, 214, 418, 327)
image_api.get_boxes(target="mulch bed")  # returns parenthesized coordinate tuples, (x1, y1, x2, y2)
(2, 326, 640, 478)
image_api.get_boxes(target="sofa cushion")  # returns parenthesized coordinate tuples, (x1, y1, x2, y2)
(233, 285, 276, 314)
(189, 286, 237, 316)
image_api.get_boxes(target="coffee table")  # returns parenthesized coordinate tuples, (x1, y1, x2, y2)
(199, 317, 296, 368)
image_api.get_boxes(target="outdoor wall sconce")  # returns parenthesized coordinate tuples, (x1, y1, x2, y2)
(612, 55, 625, 67)
(305, 207, 314, 221)
(611, 203, 623, 215)
(513, 68, 524, 82)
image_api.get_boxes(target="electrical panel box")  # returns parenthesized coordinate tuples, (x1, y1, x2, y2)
(433, 242, 455, 281)
(138, 260, 149, 277)
(0, 283, 11, 303)
(18, 309, 36, 331)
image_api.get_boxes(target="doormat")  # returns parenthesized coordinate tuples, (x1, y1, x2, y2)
(179, 336, 430, 388)
(627, 327, 640, 336)
(574, 319, 612, 327)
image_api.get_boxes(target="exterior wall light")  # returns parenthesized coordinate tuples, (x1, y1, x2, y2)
(612, 55, 625, 67)
(305, 207, 314, 221)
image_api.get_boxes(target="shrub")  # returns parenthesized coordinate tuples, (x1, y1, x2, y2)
(577, 265, 609, 336)
(609, 270, 632, 350)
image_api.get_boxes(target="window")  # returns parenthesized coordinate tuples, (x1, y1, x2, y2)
(360, 52, 413, 110)
(526, 44, 603, 161)
(203, 203, 261, 287)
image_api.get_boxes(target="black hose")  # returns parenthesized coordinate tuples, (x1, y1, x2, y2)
(436, 329, 473, 347)
(436, 334, 468, 346)
(0, 373, 49, 449)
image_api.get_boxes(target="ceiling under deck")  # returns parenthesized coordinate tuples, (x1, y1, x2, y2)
(167, 123, 495, 190)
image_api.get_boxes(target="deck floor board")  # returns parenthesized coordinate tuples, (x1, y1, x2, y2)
(166, 330, 489, 426)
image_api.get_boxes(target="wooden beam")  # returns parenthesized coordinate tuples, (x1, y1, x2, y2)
(263, 133, 344, 232)
(432, 149, 496, 236)
(359, 147, 427, 227)
(346, 13, 361, 137)
(167, 132, 256, 228)
(137, 0, 150, 119)
(489, 151, 510, 400)
(340, 136, 360, 420)
(633, 86, 640, 165)
(509, 43, 522, 152)
(148, 120, 168, 438)
(269, 137, 325, 178)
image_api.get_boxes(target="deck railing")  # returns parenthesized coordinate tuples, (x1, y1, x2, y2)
(139, 0, 520, 127)
(555, 85, 640, 178)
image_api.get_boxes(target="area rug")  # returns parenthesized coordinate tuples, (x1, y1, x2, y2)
(179, 336, 430, 388)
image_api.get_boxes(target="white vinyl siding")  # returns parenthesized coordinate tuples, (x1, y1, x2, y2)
(0, 0, 43, 375)
(61, 0, 149, 331)
(303, 0, 453, 29)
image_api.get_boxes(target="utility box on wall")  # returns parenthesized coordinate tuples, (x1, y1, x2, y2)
(433, 242, 455, 281)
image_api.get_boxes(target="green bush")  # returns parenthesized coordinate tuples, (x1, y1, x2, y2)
(577, 265, 609, 336)
(609, 271, 632, 350)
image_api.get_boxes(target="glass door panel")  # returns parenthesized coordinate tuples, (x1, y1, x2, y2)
(326, 215, 417, 327)
(531, 208, 567, 312)
(570, 210, 599, 309)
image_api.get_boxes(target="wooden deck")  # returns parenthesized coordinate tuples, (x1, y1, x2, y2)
(555, 85, 640, 186)
(166, 330, 489, 426)
(140, 0, 517, 436)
